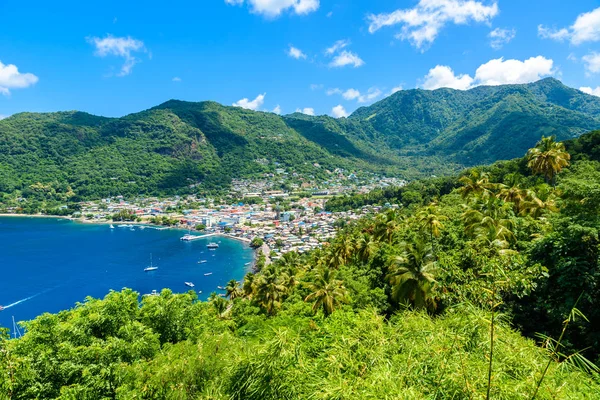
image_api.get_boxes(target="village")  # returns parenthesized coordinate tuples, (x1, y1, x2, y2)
(75, 173, 406, 260)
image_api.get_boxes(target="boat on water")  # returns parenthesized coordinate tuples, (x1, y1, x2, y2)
(245, 262, 252, 266)
(180, 234, 198, 241)
(207, 242, 219, 249)
(110, 224, 115, 229)
(144, 290, 159, 297)
(144, 254, 158, 272)
(185, 282, 195, 288)
(217, 286, 225, 290)
(0, 305, 4, 312)
(198, 260, 208, 264)
(204, 272, 213, 276)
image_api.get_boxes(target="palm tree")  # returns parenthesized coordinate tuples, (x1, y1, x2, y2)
(497, 184, 529, 215)
(462, 196, 515, 255)
(242, 272, 256, 298)
(527, 136, 571, 187)
(328, 235, 355, 268)
(208, 292, 228, 317)
(458, 170, 496, 199)
(225, 279, 243, 300)
(415, 202, 447, 258)
(519, 187, 558, 218)
(386, 239, 437, 311)
(253, 267, 287, 315)
(305, 268, 348, 317)
(374, 209, 401, 244)
(355, 232, 378, 263)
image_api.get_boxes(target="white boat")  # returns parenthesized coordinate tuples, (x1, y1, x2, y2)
(144, 254, 158, 272)
(207, 242, 219, 249)
(245, 262, 252, 266)
(0, 305, 4, 312)
(180, 234, 198, 241)
(110, 224, 115, 229)
(117, 224, 128, 228)
(185, 282, 195, 288)
(144, 290, 159, 297)
(198, 260, 208, 264)
(217, 286, 225, 290)
(204, 272, 213, 276)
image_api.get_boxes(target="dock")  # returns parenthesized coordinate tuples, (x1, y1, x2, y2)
(180, 233, 218, 241)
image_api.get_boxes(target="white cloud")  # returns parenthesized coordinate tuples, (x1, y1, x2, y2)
(87, 34, 146, 76)
(296, 107, 315, 115)
(580, 86, 600, 97)
(582, 52, 600, 75)
(329, 51, 365, 68)
(358, 87, 382, 103)
(489, 27, 516, 49)
(233, 93, 266, 110)
(326, 11, 333, 18)
(537, 25, 570, 42)
(326, 88, 342, 95)
(538, 7, 600, 45)
(288, 45, 307, 59)
(310, 83, 324, 90)
(332, 105, 349, 118)
(0, 61, 39, 96)
(422, 65, 474, 90)
(225, 0, 319, 18)
(172, 77, 182, 82)
(368, 0, 499, 50)
(474, 56, 555, 85)
(342, 88, 360, 100)
(390, 85, 403, 94)
(0, 114, 8, 120)
(273, 104, 282, 114)
(421, 56, 555, 90)
(325, 39, 350, 55)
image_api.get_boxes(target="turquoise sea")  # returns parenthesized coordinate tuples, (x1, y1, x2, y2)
(0, 217, 254, 332)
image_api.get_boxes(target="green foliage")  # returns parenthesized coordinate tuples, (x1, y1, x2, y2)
(3, 79, 600, 212)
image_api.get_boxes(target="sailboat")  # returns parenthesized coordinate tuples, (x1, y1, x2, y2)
(144, 254, 158, 272)
(110, 224, 115, 229)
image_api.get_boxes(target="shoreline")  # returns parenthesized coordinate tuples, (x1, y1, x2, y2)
(0, 214, 254, 244)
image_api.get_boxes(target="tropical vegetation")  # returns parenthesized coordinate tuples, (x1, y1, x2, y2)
(2, 131, 600, 398)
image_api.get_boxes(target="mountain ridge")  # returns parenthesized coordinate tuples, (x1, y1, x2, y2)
(1, 78, 600, 199)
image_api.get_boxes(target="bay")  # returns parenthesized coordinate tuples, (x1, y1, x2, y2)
(0, 217, 254, 331)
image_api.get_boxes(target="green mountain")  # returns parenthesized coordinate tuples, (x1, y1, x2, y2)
(350, 77, 600, 164)
(1, 78, 599, 200)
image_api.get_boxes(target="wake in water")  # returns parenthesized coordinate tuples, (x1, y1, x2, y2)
(2, 286, 59, 309)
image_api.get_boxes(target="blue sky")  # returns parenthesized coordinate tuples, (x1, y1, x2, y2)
(1, 0, 600, 119)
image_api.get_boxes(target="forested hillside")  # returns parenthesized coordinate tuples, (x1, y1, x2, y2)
(2, 132, 600, 398)
(1, 78, 599, 203)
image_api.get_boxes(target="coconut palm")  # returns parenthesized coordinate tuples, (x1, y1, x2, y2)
(458, 170, 496, 199)
(497, 184, 529, 214)
(527, 136, 571, 187)
(242, 272, 256, 298)
(416, 202, 447, 258)
(374, 209, 401, 244)
(208, 292, 228, 317)
(225, 279, 243, 300)
(305, 268, 348, 317)
(355, 232, 378, 263)
(520, 187, 558, 218)
(462, 197, 515, 255)
(387, 239, 437, 311)
(253, 267, 287, 315)
(328, 235, 355, 268)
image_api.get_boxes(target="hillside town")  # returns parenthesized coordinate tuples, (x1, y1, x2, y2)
(70, 174, 406, 260)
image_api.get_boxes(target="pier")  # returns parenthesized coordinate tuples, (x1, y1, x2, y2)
(180, 232, 218, 241)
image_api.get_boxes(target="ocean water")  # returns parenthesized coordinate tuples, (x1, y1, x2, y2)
(0, 217, 254, 331)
